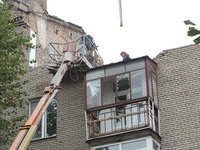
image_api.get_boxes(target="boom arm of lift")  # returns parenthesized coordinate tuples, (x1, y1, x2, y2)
(10, 49, 74, 150)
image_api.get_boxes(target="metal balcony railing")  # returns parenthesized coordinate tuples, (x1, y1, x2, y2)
(47, 35, 99, 72)
(87, 98, 159, 138)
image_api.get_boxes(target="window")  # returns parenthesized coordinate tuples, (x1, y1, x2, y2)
(122, 139, 146, 150)
(96, 144, 119, 150)
(148, 61, 158, 106)
(131, 69, 147, 99)
(29, 98, 57, 139)
(102, 76, 115, 105)
(85, 58, 157, 109)
(116, 73, 130, 101)
(87, 79, 101, 108)
(92, 137, 160, 150)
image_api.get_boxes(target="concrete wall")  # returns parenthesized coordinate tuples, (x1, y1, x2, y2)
(155, 44, 200, 150)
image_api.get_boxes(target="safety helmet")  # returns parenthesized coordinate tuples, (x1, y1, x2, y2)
(120, 51, 127, 56)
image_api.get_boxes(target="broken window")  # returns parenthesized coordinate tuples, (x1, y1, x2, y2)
(29, 98, 57, 139)
(87, 79, 101, 108)
(116, 73, 130, 101)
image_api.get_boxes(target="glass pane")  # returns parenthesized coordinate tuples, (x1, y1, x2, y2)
(87, 79, 101, 108)
(148, 61, 156, 78)
(122, 139, 147, 150)
(115, 106, 125, 129)
(99, 109, 112, 133)
(86, 69, 104, 81)
(102, 76, 116, 105)
(106, 64, 125, 76)
(126, 59, 145, 72)
(152, 78, 158, 106)
(117, 73, 130, 101)
(131, 69, 147, 99)
(148, 72, 153, 98)
(96, 145, 119, 150)
(131, 103, 138, 126)
(138, 102, 146, 125)
(47, 98, 57, 137)
(30, 101, 42, 139)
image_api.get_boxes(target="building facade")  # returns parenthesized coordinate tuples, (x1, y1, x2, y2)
(5, 0, 200, 149)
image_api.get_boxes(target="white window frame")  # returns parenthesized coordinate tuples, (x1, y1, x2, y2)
(91, 136, 160, 150)
(29, 99, 57, 140)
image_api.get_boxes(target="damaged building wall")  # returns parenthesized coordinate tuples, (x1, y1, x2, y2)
(5, 0, 88, 66)
(4, 0, 103, 149)
(155, 44, 200, 150)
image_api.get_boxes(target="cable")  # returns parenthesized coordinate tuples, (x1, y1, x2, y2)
(68, 62, 79, 82)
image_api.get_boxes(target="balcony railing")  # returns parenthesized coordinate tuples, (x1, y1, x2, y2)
(47, 35, 98, 67)
(86, 98, 159, 138)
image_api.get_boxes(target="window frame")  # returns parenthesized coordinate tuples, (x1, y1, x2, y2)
(91, 136, 160, 150)
(85, 57, 158, 110)
(29, 98, 57, 140)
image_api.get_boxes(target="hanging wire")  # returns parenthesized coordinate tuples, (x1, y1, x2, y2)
(68, 62, 79, 81)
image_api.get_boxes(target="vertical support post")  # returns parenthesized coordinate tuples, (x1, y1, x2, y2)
(148, 98, 152, 128)
(89, 112, 92, 137)
(152, 102, 155, 131)
(146, 100, 149, 126)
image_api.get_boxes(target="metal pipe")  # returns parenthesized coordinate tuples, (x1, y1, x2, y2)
(118, 0, 123, 27)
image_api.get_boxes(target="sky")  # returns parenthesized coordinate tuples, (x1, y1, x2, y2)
(48, 0, 200, 64)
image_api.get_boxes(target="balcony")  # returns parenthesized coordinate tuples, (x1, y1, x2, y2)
(85, 56, 159, 141)
(87, 98, 159, 138)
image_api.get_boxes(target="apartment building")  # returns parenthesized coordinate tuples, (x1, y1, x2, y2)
(5, 0, 200, 149)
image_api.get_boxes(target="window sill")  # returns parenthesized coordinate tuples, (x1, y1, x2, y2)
(31, 135, 56, 142)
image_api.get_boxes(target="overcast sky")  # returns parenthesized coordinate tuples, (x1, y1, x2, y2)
(48, 0, 200, 64)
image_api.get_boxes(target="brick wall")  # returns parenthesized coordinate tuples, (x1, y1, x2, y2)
(155, 44, 200, 150)
(23, 68, 90, 150)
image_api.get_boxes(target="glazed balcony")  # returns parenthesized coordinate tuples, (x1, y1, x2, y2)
(85, 56, 159, 140)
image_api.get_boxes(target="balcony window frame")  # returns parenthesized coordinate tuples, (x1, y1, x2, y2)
(91, 136, 160, 150)
(85, 57, 158, 110)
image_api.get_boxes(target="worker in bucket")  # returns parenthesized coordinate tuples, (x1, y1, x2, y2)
(79, 35, 95, 57)
(120, 51, 131, 61)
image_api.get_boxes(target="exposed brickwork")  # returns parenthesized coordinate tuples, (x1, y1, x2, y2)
(23, 69, 90, 150)
(5, 0, 103, 149)
(154, 44, 200, 150)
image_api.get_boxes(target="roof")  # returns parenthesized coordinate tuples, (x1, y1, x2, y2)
(86, 55, 157, 73)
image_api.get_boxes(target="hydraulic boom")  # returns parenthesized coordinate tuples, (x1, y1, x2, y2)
(10, 43, 75, 150)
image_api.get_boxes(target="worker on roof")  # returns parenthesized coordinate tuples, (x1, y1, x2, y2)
(120, 51, 131, 62)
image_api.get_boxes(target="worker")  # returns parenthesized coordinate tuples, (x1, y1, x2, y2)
(120, 51, 131, 61)
(79, 35, 95, 57)
(80, 35, 91, 50)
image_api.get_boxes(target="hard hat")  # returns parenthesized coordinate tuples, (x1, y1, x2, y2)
(120, 51, 127, 56)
